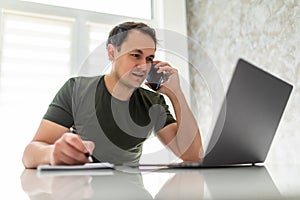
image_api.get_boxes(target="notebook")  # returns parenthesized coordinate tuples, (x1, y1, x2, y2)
(37, 162, 114, 171)
(138, 58, 293, 168)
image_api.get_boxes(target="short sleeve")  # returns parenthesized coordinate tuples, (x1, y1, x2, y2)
(43, 78, 75, 128)
(153, 95, 176, 133)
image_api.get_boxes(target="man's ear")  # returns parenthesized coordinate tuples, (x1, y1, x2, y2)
(107, 44, 115, 61)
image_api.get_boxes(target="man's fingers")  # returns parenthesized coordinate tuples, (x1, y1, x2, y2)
(51, 133, 93, 165)
(83, 141, 95, 155)
(63, 133, 89, 154)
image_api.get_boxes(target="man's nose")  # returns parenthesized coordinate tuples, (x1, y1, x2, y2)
(136, 61, 149, 70)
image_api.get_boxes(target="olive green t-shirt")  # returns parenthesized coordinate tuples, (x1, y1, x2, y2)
(43, 75, 176, 164)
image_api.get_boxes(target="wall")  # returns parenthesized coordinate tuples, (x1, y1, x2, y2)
(186, 0, 300, 165)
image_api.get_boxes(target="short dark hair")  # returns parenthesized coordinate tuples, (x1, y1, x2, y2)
(106, 21, 157, 50)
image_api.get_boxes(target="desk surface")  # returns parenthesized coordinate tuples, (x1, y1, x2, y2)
(4, 164, 300, 200)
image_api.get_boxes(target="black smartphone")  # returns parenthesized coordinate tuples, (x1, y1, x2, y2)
(146, 64, 163, 91)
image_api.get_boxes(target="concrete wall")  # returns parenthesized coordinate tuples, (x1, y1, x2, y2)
(186, 0, 300, 165)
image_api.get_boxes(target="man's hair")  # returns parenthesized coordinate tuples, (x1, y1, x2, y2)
(106, 21, 157, 50)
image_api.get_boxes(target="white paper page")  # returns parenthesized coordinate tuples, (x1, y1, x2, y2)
(37, 162, 114, 171)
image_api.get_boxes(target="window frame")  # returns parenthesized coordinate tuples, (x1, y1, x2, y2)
(0, 0, 154, 75)
(0, 0, 189, 82)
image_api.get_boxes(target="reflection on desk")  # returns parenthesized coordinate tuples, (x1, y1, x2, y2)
(20, 165, 295, 200)
(21, 169, 152, 200)
(155, 166, 282, 200)
(199, 166, 281, 199)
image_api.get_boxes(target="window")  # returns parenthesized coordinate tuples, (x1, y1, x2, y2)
(88, 22, 112, 52)
(0, 10, 73, 172)
(0, 10, 72, 107)
(0, 0, 189, 174)
(0, 1, 190, 197)
(21, 0, 152, 19)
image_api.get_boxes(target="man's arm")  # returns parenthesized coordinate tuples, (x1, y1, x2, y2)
(155, 63, 203, 162)
(22, 119, 93, 169)
(157, 91, 203, 161)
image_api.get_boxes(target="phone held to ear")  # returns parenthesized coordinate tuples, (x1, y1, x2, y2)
(146, 64, 163, 91)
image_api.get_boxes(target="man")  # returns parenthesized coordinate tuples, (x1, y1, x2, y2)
(22, 21, 203, 168)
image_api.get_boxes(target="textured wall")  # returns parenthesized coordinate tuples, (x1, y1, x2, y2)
(186, 0, 300, 165)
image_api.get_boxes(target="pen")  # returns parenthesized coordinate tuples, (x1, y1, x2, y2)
(71, 127, 93, 163)
(85, 152, 94, 163)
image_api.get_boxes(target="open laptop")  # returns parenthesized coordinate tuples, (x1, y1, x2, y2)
(139, 58, 293, 168)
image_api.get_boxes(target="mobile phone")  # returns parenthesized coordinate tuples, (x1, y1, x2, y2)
(146, 64, 163, 91)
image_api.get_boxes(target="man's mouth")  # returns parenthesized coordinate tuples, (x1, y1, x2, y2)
(132, 72, 145, 78)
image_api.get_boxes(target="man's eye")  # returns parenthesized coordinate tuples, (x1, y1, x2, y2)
(131, 54, 140, 58)
(146, 57, 153, 63)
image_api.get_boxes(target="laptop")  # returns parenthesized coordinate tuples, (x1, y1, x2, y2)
(138, 58, 293, 168)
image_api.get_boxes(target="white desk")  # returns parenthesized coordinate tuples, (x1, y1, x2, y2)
(13, 164, 300, 199)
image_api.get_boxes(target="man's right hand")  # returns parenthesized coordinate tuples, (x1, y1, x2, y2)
(50, 133, 95, 165)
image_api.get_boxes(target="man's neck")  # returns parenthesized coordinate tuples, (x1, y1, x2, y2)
(104, 74, 135, 101)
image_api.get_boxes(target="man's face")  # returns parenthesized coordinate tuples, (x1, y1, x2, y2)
(112, 30, 156, 89)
